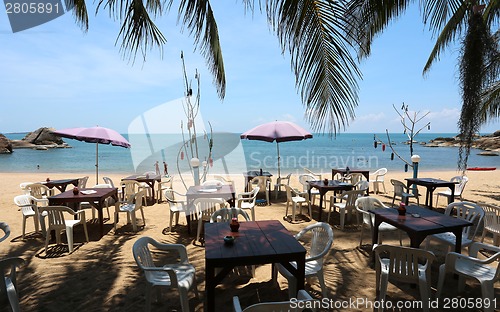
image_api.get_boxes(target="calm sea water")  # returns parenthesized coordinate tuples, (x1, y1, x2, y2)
(1, 133, 498, 175)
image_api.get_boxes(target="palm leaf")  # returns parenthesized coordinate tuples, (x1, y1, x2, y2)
(178, 0, 225, 98)
(267, 0, 361, 133)
(65, 0, 89, 30)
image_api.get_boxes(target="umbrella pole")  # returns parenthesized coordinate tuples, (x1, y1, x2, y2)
(276, 142, 281, 178)
(96, 143, 99, 184)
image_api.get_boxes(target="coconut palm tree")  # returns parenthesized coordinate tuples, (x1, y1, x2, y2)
(345, 0, 499, 170)
(66, 0, 362, 134)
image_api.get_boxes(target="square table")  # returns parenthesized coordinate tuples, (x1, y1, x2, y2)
(405, 178, 457, 209)
(122, 174, 161, 204)
(42, 178, 80, 193)
(185, 185, 236, 234)
(204, 220, 306, 312)
(48, 187, 118, 238)
(307, 180, 353, 221)
(371, 205, 472, 253)
(331, 168, 370, 181)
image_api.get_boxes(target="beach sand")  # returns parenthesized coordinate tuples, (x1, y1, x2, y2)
(0, 170, 498, 311)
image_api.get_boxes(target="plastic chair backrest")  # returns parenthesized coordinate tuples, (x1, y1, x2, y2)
(303, 167, 322, 180)
(468, 242, 500, 282)
(234, 290, 318, 312)
(482, 204, 500, 231)
(0, 222, 10, 243)
(210, 208, 250, 223)
(102, 177, 116, 188)
(0, 257, 25, 312)
(202, 180, 224, 187)
(355, 180, 369, 191)
(373, 168, 387, 181)
(43, 206, 72, 229)
(391, 179, 407, 196)
(26, 183, 49, 199)
(249, 176, 271, 191)
(133, 236, 189, 269)
(78, 176, 89, 188)
(455, 176, 469, 194)
(355, 197, 388, 225)
(341, 189, 366, 211)
(374, 245, 435, 283)
(298, 174, 316, 191)
(194, 198, 226, 220)
(93, 183, 112, 188)
(296, 222, 334, 265)
(121, 180, 141, 202)
(13, 195, 37, 216)
(444, 201, 485, 240)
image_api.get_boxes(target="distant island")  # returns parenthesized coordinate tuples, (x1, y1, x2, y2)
(424, 130, 500, 156)
(0, 127, 70, 153)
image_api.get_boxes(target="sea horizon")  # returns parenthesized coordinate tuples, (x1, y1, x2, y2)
(1, 132, 498, 175)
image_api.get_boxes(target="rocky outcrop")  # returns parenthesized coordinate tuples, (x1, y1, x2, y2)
(426, 131, 500, 154)
(0, 134, 13, 154)
(10, 127, 69, 149)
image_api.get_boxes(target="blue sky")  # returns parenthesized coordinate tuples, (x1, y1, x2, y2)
(0, 2, 498, 135)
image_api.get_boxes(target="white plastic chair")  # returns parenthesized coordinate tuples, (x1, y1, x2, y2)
(425, 201, 485, 253)
(26, 183, 52, 204)
(274, 173, 292, 199)
(0, 222, 10, 243)
(328, 189, 365, 230)
(156, 175, 173, 203)
(164, 189, 192, 233)
(436, 176, 469, 207)
(120, 180, 145, 206)
(40, 205, 89, 253)
(481, 203, 500, 246)
(298, 174, 320, 206)
(236, 187, 259, 221)
(0, 257, 25, 312)
(233, 289, 318, 312)
(355, 197, 402, 247)
(210, 207, 250, 223)
(303, 167, 322, 180)
(114, 190, 146, 232)
(213, 175, 234, 187)
(201, 179, 224, 187)
(248, 176, 272, 206)
(13, 194, 46, 238)
(436, 242, 500, 312)
(132, 236, 198, 312)
(369, 168, 387, 194)
(194, 198, 227, 243)
(343, 172, 363, 185)
(19, 182, 34, 195)
(103, 176, 122, 198)
(390, 179, 419, 207)
(374, 245, 435, 312)
(284, 185, 311, 223)
(273, 222, 333, 298)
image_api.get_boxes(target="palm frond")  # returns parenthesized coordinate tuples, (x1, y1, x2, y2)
(344, 0, 410, 59)
(421, 0, 463, 34)
(267, 0, 361, 133)
(422, 1, 469, 74)
(178, 0, 225, 98)
(65, 0, 89, 30)
(480, 81, 500, 122)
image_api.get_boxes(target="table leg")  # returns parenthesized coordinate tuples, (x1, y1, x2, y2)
(318, 193, 324, 221)
(452, 229, 463, 253)
(205, 261, 215, 312)
(448, 186, 455, 205)
(428, 187, 436, 209)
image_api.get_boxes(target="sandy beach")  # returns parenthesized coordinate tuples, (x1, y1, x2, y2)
(0, 169, 498, 311)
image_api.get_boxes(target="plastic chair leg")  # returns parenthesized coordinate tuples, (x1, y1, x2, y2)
(66, 226, 74, 253)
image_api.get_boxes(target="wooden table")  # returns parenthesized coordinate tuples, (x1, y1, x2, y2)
(307, 180, 353, 221)
(185, 185, 236, 234)
(48, 188, 118, 238)
(405, 178, 457, 209)
(122, 174, 161, 204)
(371, 205, 472, 253)
(43, 178, 79, 193)
(331, 168, 370, 181)
(205, 220, 306, 312)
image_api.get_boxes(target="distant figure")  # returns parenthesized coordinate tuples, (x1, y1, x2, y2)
(163, 162, 168, 175)
(155, 161, 160, 175)
(37, 164, 40, 170)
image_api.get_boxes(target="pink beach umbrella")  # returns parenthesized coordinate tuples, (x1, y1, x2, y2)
(240, 121, 313, 178)
(52, 126, 131, 184)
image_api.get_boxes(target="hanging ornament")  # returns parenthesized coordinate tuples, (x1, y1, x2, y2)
(390, 152, 394, 161)
(209, 158, 213, 167)
(373, 134, 376, 140)
(374, 141, 378, 148)
(187, 119, 192, 128)
(404, 164, 408, 172)
(180, 151, 184, 160)
(428, 124, 431, 130)
(191, 134, 196, 143)
(382, 144, 386, 152)
(204, 132, 207, 139)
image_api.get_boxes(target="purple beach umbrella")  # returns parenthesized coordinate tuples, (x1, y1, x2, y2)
(241, 121, 313, 178)
(52, 126, 131, 183)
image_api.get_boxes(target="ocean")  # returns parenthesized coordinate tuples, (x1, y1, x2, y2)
(1, 132, 498, 176)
